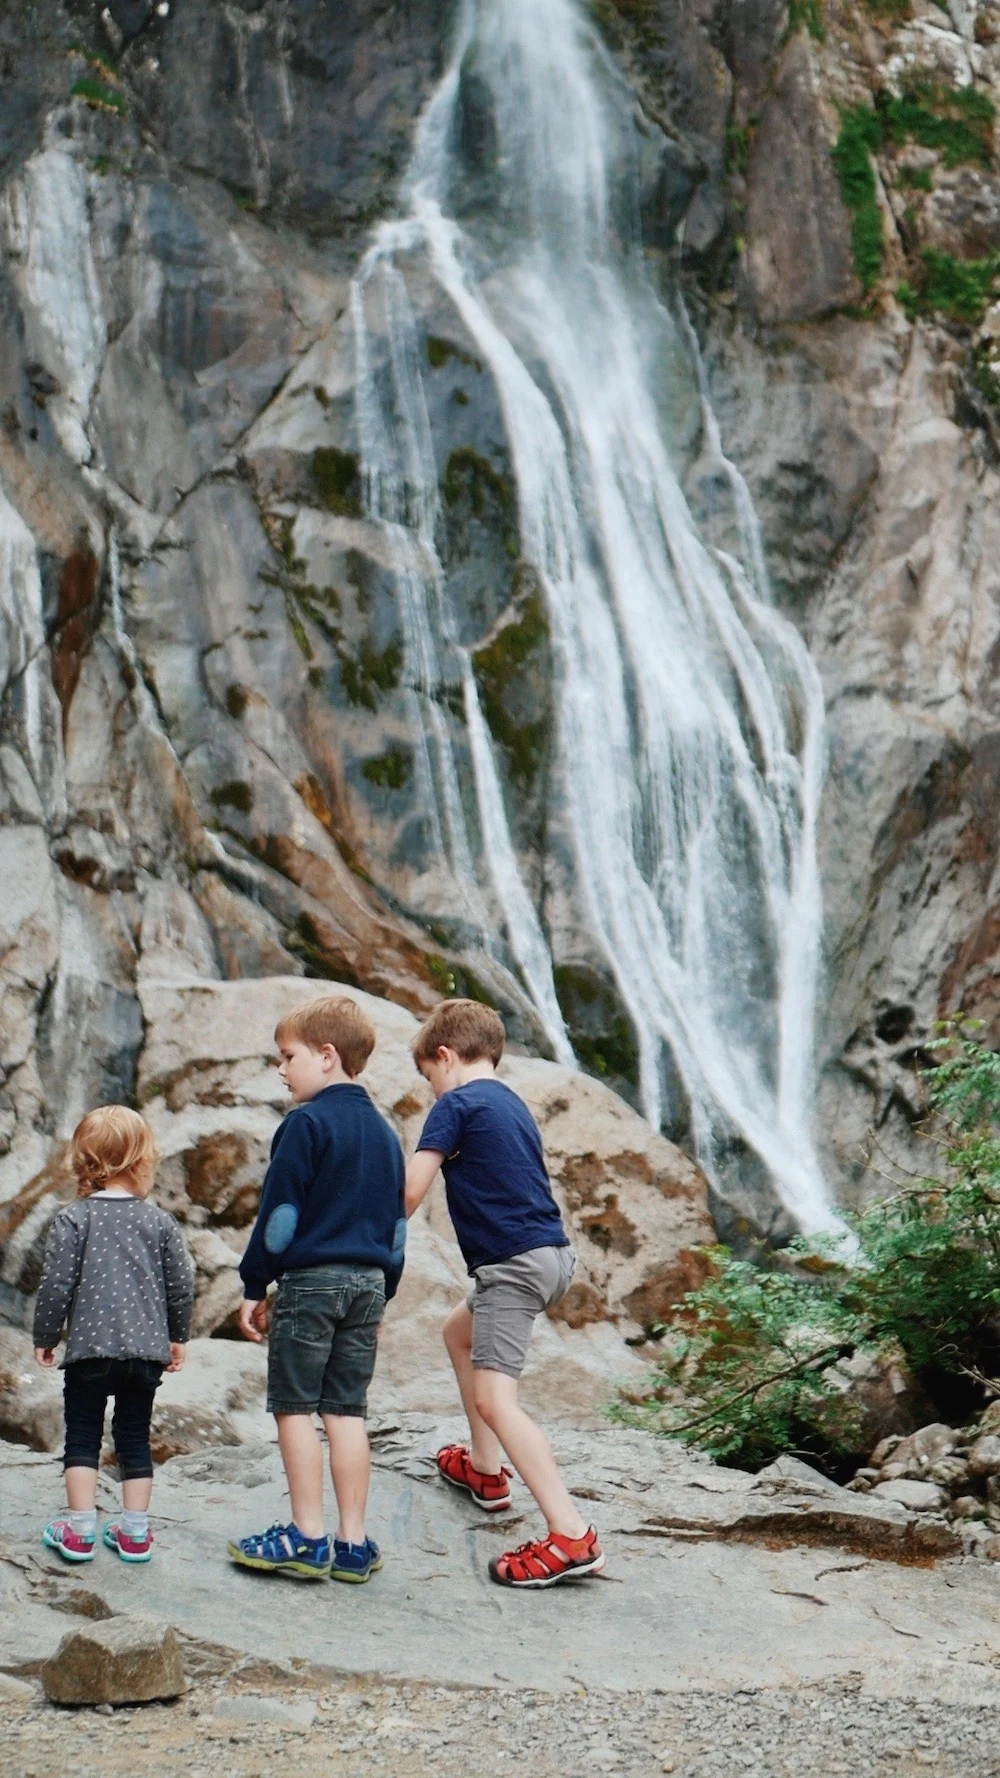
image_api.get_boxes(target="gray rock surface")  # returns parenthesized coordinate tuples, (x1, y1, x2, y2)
(6, 1418, 1000, 1706)
(41, 1614, 186, 1704)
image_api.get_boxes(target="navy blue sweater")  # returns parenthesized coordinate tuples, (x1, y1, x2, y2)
(239, 1084, 406, 1302)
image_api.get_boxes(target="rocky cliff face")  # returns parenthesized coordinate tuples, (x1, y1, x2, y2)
(1, 0, 999, 1231)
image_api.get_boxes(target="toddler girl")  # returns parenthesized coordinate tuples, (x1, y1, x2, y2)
(33, 1106, 193, 1563)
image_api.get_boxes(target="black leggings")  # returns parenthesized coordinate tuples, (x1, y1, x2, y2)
(63, 1358, 163, 1481)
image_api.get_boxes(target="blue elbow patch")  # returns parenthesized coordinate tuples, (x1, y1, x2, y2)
(391, 1216, 407, 1266)
(264, 1203, 299, 1255)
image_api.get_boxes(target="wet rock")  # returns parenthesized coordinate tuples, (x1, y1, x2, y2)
(41, 1616, 185, 1704)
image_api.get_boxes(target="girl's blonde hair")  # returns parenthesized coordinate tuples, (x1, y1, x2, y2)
(71, 1106, 159, 1198)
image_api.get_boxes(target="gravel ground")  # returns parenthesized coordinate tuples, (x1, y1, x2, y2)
(3, 1669, 1000, 1778)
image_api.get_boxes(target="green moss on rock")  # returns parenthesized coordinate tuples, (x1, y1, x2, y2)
(832, 105, 884, 294)
(898, 248, 1000, 321)
(360, 747, 412, 791)
(472, 577, 551, 789)
(553, 964, 640, 1089)
(339, 636, 404, 711)
(312, 447, 362, 518)
(442, 447, 513, 516)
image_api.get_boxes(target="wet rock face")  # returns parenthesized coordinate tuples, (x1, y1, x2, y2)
(2, 0, 1000, 1241)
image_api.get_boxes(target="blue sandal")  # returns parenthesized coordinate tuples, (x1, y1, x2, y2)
(330, 1536, 382, 1583)
(227, 1521, 331, 1579)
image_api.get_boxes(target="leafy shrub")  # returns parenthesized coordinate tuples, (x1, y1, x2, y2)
(898, 249, 1000, 322)
(833, 106, 884, 293)
(612, 1029, 1000, 1468)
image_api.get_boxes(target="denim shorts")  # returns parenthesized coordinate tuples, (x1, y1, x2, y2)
(467, 1244, 576, 1379)
(267, 1264, 386, 1418)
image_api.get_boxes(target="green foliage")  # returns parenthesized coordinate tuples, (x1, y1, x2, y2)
(898, 165, 933, 191)
(613, 1031, 1000, 1468)
(553, 964, 640, 1089)
(360, 747, 412, 791)
(725, 124, 751, 178)
(832, 106, 884, 293)
(973, 344, 1000, 405)
(441, 447, 513, 516)
(70, 76, 126, 115)
(338, 635, 403, 711)
(472, 581, 550, 789)
(426, 335, 482, 372)
(787, 0, 825, 40)
(312, 447, 362, 518)
(862, 0, 912, 19)
(880, 80, 995, 168)
(898, 248, 1000, 321)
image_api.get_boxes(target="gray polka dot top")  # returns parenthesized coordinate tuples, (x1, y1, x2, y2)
(32, 1198, 194, 1366)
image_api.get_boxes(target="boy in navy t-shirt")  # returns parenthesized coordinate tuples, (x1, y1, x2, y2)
(405, 999, 604, 1588)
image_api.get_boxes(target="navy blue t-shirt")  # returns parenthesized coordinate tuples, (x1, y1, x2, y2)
(417, 1078, 568, 1274)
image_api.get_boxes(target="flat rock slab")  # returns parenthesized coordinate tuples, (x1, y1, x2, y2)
(3, 1421, 1000, 1703)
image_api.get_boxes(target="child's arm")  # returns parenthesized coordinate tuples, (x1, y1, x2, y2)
(239, 1110, 319, 1305)
(405, 1149, 444, 1217)
(162, 1218, 194, 1358)
(32, 1211, 84, 1364)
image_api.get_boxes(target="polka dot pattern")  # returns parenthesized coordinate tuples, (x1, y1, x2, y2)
(32, 1198, 194, 1365)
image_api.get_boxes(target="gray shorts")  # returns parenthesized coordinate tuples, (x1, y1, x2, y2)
(467, 1244, 576, 1379)
(267, 1263, 385, 1418)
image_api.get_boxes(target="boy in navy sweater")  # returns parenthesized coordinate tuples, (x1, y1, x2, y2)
(405, 1000, 604, 1588)
(229, 995, 405, 1582)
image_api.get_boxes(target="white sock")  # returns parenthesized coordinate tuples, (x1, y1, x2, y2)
(67, 1508, 97, 1539)
(121, 1508, 149, 1539)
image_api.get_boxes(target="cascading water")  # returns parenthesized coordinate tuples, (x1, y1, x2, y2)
(352, 0, 840, 1235)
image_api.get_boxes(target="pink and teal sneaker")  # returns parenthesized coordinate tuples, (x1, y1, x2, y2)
(103, 1520, 153, 1563)
(42, 1519, 95, 1564)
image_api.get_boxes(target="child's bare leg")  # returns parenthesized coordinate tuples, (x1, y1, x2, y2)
(122, 1477, 153, 1512)
(321, 1414, 370, 1545)
(472, 1370, 588, 1538)
(275, 1412, 325, 1537)
(64, 1467, 98, 1512)
(442, 1302, 503, 1475)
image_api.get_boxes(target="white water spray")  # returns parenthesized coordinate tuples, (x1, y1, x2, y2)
(352, 0, 838, 1233)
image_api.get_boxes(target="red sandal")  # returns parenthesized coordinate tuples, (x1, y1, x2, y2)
(488, 1525, 605, 1588)
(435, 1443, 512, 1512)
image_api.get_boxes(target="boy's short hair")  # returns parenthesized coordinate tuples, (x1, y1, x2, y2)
(72, 1106, 159, 1198)
(412, 999, 505, 1068)
(274, 995, 376, 1079)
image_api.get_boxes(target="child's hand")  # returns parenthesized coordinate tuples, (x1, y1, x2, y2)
(165, 1342, 186, 1373)
(33, 1347, 55, 1368)
(239, 1298, 270, 1342)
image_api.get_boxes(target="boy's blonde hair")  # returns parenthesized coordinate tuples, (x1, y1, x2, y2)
(72, 1106, 159, 1198)
(412, 999, 505, 1069)
(274, 995, 376, 1079)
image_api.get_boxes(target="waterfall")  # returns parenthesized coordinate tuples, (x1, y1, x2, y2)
(352, 0, 839, 1235)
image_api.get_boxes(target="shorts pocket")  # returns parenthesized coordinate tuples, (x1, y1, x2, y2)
(290, 1289, 346, 1347)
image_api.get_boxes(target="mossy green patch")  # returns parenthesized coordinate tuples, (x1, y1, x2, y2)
(973, 344, 1000, 404)
(70, 76, 126, 115)
(425, 953, 497, 1003)
(339, 636, 404, 711)
(897, 248, 1000, 321)
(862, 0, 912, 19)
(360, 747, 412, 791)
(787, 0, 825, 41)
(880, 79, 995, 168)
(312, 446, 362, 518)
(472, 577, 551, 790)
(899, 165, 933, 191)
(553, 964, 640, 1089)
(442, 447, 513, 516)
(426, 335, 482, 372)
(832, 105, 884, 293)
